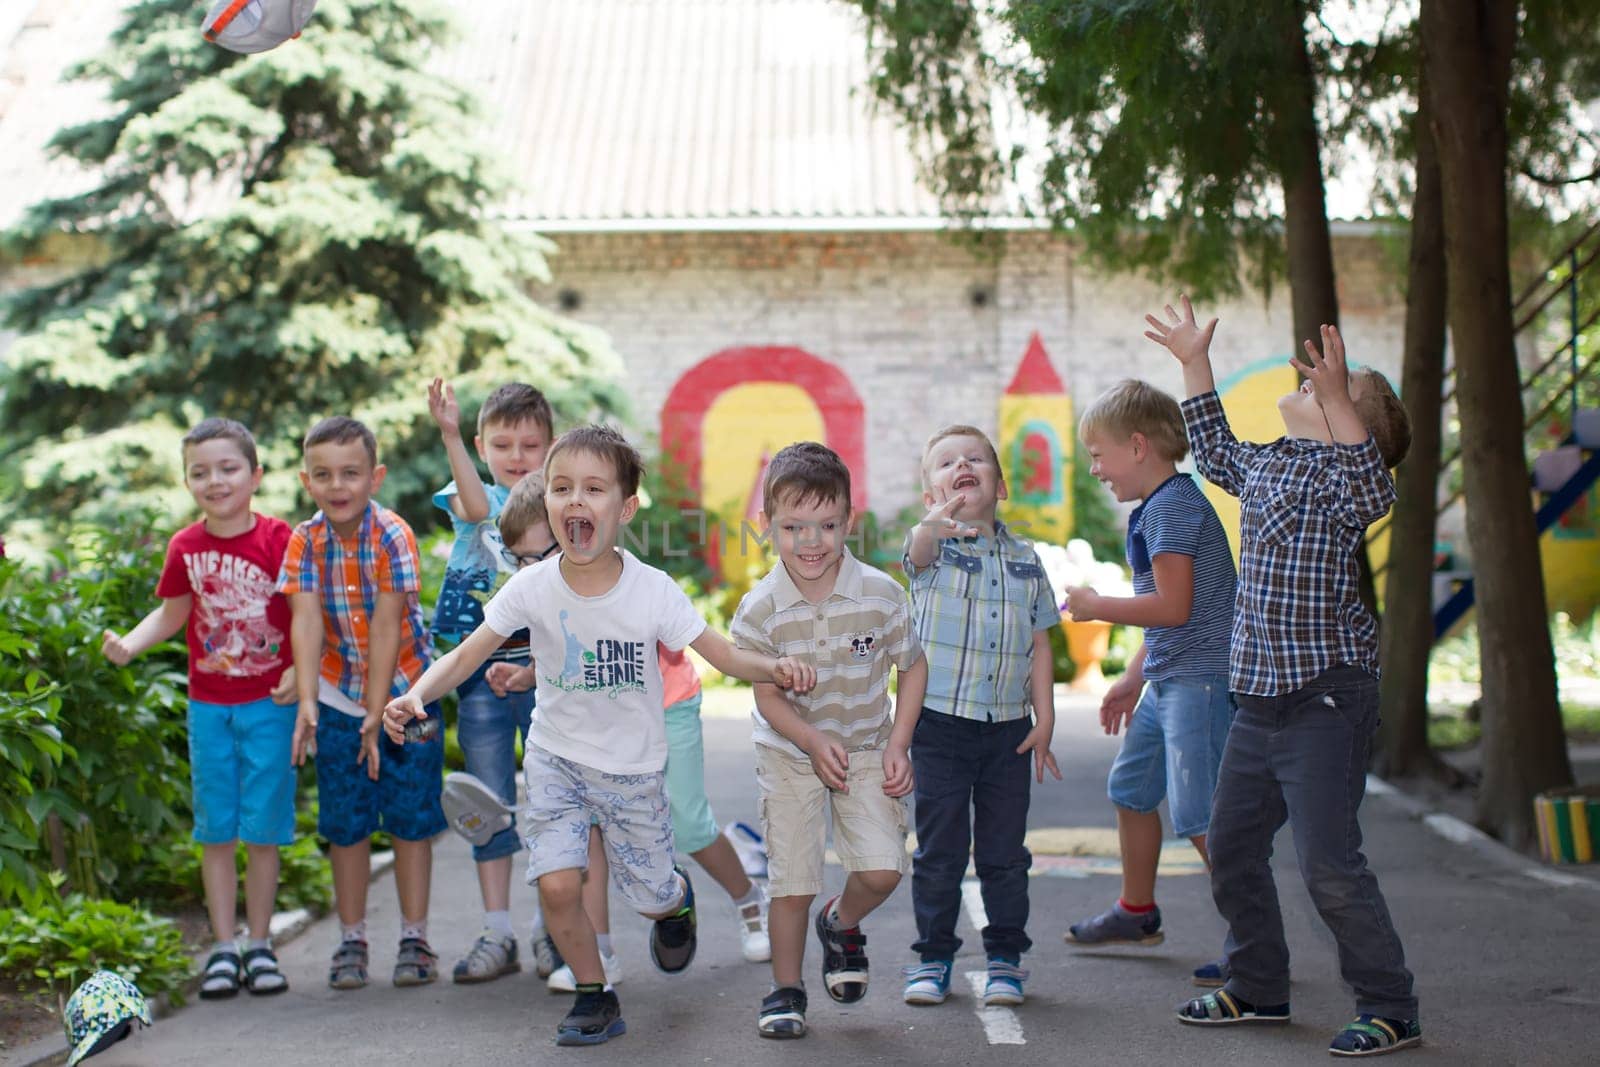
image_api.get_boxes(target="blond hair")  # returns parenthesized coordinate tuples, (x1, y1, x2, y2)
(1078, 379, 1189, 462)
(497, 473, 549, 547)
(920, 424, 1002, 489)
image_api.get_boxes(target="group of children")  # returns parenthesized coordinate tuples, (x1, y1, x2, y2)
(102, 295, 1420, 1056)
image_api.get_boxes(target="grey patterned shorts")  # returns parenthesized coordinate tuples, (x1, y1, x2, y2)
(521, 744, 683, 913)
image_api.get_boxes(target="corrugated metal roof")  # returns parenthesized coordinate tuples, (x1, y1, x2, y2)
(0, 0, 951, 233)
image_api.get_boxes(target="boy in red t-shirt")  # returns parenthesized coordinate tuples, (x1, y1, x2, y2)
(102, 417, 296, 1000)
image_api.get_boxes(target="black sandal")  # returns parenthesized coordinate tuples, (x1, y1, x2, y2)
(199, 947, 243, 1000)
(242, 946, 289, 995)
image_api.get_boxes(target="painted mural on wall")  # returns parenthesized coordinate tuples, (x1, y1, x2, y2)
(998, 334, 1073, 546)
(660, 346, 867, 585)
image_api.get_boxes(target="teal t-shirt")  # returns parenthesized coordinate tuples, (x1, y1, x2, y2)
(431, 480, 512, 642)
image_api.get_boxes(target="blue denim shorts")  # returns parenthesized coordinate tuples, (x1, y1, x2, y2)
(316, 703, 447, 847)
(1106, 674, 1236, 839)
(189, 696, 297, 846)
(456, 661, 535, 862)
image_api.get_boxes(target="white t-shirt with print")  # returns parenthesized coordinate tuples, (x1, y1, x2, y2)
(482, 549, 706, 774)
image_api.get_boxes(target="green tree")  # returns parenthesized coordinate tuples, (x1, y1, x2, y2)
(0, 0, 621, 543)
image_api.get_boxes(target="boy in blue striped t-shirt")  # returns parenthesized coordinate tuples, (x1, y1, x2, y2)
(1061, 379, 1237, 980)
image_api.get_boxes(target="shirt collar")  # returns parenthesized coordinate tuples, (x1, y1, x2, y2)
(772, 547, 863, 608)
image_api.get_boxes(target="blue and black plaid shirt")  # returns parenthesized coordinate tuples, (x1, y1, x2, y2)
(1181, 391, 1396, 697)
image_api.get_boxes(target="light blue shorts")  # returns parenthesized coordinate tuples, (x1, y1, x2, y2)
(664, 694, 721, 854)
(188, 696, 296, 846)
(456, 659, 535, 863)
(1106, 674, 1236, 839)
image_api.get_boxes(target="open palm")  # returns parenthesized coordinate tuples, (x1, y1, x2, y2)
(1144, 294, 1218, 366)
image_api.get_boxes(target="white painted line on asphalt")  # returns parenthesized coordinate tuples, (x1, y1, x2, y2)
(964, 972, 1027, 1044)
(961, 878, 988, 932)
(1422, 812, 1495, 846)
(1524, 866, 1600, 891)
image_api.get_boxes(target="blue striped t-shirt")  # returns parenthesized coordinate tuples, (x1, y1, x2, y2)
(1128, 474, 1236, 680)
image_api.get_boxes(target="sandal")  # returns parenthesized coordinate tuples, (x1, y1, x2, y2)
(199, 947, 242, 1000)
(393, 937, 439, 987)
(1176, 990, 1291, 1025)
(329, 940, 369, 990)
(1330, 1014, 1422, 1057)
(242, 946, 289, 995)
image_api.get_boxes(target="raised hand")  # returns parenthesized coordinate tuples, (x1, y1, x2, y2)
(1063, 585, 1102, 623)
(919, 495, 978, 540)
(1143, 294, 1218, 366)
(427, 377, 462, 436)
(1296, 324, 1353, 408)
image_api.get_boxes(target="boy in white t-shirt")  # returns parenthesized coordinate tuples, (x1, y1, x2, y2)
(384, 425, 814, 1048)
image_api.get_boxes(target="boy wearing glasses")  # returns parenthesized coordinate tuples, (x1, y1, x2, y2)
(426, 377, 556, 985)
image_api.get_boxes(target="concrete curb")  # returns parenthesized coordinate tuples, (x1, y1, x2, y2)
(9, 852, 396, 1067)
(1365, 775, 1600, 893)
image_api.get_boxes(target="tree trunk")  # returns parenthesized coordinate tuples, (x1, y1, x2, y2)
(1275, 0, 1339, 354)
(1421, 0, 1573, 848)
(1376, 82, 1452, 781)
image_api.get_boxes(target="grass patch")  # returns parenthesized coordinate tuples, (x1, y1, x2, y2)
(1427, 702, 1600, 750)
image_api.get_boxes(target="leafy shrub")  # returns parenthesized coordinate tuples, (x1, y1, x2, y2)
(0, 878, 192, 1004)
(0, 626, 72, 904)
(151, 836, 332, 916)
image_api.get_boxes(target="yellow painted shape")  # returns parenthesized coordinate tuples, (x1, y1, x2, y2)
(700, 382, 825, 586)
(1572, 797, 1593, 864)
(999, 393, 1074, 545)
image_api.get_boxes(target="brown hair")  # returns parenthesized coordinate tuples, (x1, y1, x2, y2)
(183, 417, 258, 469)
(544, 425, 644, 497)
(762, 442, 852, 516)
(303, 415, 377, 468)
(920, 424, 1002, 489)
(1353, 369, 1411, 468)
(497, 473, 549, 547)
(478, 382, 554, 438)
(1078, 379, 1190, 462)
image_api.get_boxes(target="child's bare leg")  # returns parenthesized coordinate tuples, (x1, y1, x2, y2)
(475, 855, 514, 912)
(202, 842, 240, 943)
(834, 869, 900, 928)
(582, 826, 611, 935)
(242, 843, 281, 941)
(1190, 833, 1210, 869)
(1116, 807, 1163, 906)
(391, 837, 433, 925)
(329, 841, 371, 927)
(541, 869, 604, 984)
(768, 894, 813, 987)
(690, 834, 754, 901)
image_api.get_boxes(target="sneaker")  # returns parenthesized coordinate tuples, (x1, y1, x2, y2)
(814, 896, 869, 1003)
(1064, 902, 1164, 946)
(440, 772, 514, 847)
(724, 821, 769, 878)
(983, 956, 1028, 1006)
(452, 931, 520, 984)
(555, 988, 626, 1046)
(1329, 1014, 1422, 1057)
(649, 867, 698, 974)
(530, 926, 564, 980)
(1176, 990, 1291, 1026)
(902, 960, 953, 1005)
(737, 883, 771, 963)
(757, 985, 808, 1039)
(546, 950, 623, 993)
(1192, 957, 1229, 988)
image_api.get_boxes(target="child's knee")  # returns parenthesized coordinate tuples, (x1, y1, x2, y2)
(853, 868, 901, 897)
(538, 870, 585, 912)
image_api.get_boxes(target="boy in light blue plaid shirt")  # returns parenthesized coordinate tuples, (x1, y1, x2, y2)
(900, 424, 1061, 1009)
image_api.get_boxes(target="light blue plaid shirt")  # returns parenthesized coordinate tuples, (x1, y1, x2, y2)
(903, 521, 1058, 723)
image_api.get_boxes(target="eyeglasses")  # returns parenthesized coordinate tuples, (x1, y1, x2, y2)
(501, 541, 561, 569)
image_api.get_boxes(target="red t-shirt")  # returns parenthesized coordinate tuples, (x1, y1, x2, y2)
(156, 516, 294, 704)
(659, 645, 703, 707)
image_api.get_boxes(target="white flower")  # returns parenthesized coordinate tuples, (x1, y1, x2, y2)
(1035, 539, 1133, 609)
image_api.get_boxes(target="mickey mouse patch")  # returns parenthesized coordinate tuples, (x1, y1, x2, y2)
(848, 632, 877, 658)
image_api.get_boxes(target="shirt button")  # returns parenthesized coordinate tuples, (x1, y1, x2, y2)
(991, 611, 998, 618)
(990, 643, 996, 649)
(991, 579, 998, 586)
(817, 639, 826, 647)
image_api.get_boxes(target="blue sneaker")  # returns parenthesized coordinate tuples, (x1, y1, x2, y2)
(556, 988, 626, 1045)
(1064, 902, 1164, 946)
(649, 867, 697, 974)
(902, 960, 953, 1005)
(1192, 957, 1229, 987)
(982, 956, 1028, 1006)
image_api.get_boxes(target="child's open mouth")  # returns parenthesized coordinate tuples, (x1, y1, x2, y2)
(953, 474, 979, 490)
(566, 517, 596, 550)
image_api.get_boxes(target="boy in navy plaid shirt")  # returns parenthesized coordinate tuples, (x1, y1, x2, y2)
(1149, 297, 1421, 1058)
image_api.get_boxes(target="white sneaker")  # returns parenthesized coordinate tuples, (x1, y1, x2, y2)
(546, 950, 622, 993)
(737, 883, 771, 963)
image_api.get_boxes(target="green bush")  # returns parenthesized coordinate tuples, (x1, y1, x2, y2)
(0, 628, 72, 904)
(0, 878, 192, 1004)
(153, 836, 332, 916)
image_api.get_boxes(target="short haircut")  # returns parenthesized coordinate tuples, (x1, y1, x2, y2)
(478, 383, 554, 438)
(1078, 379, 1190, 462)
(303, 416, 377, 468)
(544, 424, 643, 497)
(1353, 369, 1412, 468)
(920, 424, 1001, 489)
(182, 417, 258, 469)
(496, 473, 549, 547)
(762, 442, 852, 516)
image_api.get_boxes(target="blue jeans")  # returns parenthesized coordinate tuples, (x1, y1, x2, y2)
(910, 709, 1033, 961)
(1209, 666, 1417, 1019)
(456, 661, 534, 862)
(1106, 674, 1235, 839)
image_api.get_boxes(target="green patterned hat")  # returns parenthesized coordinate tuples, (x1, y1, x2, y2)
(62, 970, 151, 1066)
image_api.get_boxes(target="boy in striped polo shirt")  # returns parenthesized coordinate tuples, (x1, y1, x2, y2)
(731, 442, 928, 1040)
(1061, 380, 1237, 980)
(900, 424, 1062, 1010)
(279, 416, 447, 992)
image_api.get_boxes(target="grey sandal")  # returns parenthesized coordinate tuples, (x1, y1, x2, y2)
(393, 937, 439, 987)
(329, 940, 369, 990)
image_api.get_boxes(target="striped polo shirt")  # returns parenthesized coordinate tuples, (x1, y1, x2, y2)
(1128, 474, 1237, 680)
(903, 520, 1058, 723)
(731, 549, 922, 757)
